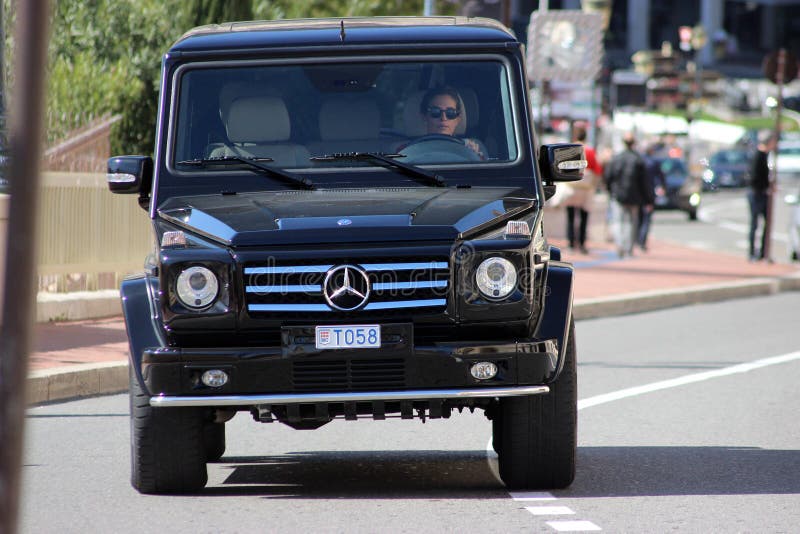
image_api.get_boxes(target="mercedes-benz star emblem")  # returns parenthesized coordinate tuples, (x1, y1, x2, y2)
(323, 265, 370, 311)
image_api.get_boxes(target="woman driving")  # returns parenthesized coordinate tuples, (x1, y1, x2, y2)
(418, 86, 486, 160)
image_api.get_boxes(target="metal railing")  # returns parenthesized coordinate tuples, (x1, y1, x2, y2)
(36, 171, 151, 292)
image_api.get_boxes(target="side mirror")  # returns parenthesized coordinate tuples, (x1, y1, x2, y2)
(107, 156, 153, 195)
(108, 156, 152, 210)
(539, 143, 587, 183)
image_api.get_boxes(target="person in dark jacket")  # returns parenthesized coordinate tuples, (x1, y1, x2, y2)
(603, 132, 651, 257)
(748, 133, 777, 261)
(637, 145, 663, 251)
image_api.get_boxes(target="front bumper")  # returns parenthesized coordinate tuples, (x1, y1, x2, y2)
(150, 385, 550, 407)
(140, 323, 560, 406)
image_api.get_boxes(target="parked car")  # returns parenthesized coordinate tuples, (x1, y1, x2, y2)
(701, 148, 751, 190)
(786, 192, 800, 261)
(108, 16, 583, 494)
(774, 138, 800, 181)
(653, 157, 702, 220)
(0, 148, 7, 194)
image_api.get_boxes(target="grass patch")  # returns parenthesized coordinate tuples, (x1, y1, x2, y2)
(653, 109, 799, 131)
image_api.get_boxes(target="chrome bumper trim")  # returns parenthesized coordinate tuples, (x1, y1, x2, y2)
(149, 385, 550, 407)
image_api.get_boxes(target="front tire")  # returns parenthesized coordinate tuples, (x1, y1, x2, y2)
(203, 422, 226, 462)
(129, 367, 208, 494)
(496, 320, 577, 489)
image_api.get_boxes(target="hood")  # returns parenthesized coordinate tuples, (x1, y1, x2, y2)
(157, 187, 536, 246)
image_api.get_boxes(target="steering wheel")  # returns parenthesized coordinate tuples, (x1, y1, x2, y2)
(399, 134, 481, 163)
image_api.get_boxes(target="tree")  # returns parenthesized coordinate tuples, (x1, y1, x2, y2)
(4, 0, 459, 157)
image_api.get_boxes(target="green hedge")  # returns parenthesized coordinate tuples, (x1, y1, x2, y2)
(3, 0, 450, 157)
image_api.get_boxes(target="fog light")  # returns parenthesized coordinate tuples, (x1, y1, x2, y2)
(470, 361, 498, 380)
(201, 369, 229, 388)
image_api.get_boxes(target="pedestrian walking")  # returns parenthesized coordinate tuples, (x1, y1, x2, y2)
(561, 125, 602, 254)
(747, 132, 776, 261)
(637, 145, 661, 251)
(603, 132, 649, 258)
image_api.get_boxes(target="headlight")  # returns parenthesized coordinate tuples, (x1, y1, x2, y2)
(475, 257, 517, 300)
(176, 266, 219, 309)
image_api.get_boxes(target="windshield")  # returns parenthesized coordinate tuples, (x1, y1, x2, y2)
(171, 57, 519, 171)
(711, 151, 748, 166)
(659, 158, 687, 175)
(779, 144, 800, 157)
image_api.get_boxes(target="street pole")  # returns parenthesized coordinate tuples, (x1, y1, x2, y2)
(764, 48, 786, 262)
(0, 2, 50, 533)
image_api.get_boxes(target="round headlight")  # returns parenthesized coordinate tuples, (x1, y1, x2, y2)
(176, 266, 219, 309)
(475, 257, 517, 300)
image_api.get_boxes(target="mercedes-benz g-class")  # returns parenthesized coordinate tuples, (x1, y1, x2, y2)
(108, 16, 586, 494)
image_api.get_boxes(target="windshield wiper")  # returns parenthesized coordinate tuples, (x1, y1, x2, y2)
(310, 152, 446, 187)
(177, 156, 314, 190)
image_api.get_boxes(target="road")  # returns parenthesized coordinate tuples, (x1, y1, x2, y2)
(20, 293, 800, 533)
(651, 182, 799, 262)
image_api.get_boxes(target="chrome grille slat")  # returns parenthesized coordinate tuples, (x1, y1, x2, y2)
(245, 257, 449, 317)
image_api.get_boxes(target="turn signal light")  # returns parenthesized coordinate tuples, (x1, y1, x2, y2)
(504, 220, 530, 238)
(162, 230, 187, 248)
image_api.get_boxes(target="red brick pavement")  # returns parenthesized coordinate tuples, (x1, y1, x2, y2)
(556, 239, 798, 299)
(27, 239, 800, 371)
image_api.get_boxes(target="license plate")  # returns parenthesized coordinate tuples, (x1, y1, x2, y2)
(315, 325, 381, 349)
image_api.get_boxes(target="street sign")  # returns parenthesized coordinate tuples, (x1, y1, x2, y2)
(763, 50, 798, 85)
(526, 10, 604, 82)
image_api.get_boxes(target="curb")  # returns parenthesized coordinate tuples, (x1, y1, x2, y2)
(573, 272, 800, 320)
(27, 273, 800, 405)
(28, 361, 128, 405)
(36, 289, 121, 323)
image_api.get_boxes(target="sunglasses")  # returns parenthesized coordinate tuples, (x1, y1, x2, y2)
(426, 106, 460, 120)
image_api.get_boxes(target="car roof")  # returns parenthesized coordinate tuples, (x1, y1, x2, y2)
(170, 16, 517, 53)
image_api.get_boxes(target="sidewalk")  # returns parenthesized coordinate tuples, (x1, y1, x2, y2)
(26, 238, 800, 404)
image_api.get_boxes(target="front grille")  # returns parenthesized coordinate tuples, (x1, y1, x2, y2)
(244, 257, 449, 318)
(292, 358, 406, 391)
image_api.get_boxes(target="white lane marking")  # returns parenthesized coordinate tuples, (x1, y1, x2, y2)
(698, 202, 789, 241)
(526, 506, 575, 515)
(717, 220, 749, 233)
(510, 491, 557, 501)
(578, 351, 800, 410)
(490, 351, 800, 530)
(547, 520, 602, 532)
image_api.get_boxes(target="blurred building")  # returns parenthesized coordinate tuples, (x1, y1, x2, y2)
(501, 0, 800, 78)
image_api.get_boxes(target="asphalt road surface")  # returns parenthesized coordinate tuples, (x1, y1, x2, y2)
(20, 293, 800, 533)
(651, 183, 799, 262)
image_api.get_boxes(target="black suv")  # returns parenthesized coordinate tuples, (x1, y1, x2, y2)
(108, 16, 585, 494)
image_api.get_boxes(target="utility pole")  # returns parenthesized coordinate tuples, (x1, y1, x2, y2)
(0, 2, 50, 533)
(764, 49, 787, 262)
